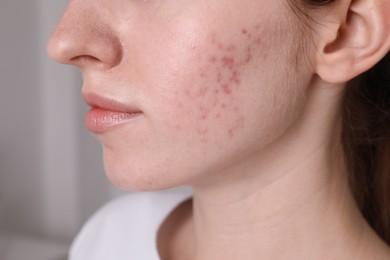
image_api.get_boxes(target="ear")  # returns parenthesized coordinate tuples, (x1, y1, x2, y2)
(314, 0, 390, 83)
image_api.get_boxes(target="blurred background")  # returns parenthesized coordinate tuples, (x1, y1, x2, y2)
(0, 1, 125, 259)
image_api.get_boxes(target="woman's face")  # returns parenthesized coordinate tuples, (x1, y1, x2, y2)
(49, 0, 313, 190)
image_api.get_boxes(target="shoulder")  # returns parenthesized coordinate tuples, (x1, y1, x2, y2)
(69, 187, 192, 260)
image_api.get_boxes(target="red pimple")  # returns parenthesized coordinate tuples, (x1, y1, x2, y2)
(210, 56, 217, 63)
(221, 56, 235, 69)
(222, 84, 232, 95)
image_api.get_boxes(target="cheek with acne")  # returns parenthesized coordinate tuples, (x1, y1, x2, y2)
(172, 25, 266, 144)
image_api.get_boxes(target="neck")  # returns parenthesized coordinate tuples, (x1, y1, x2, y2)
(191, 153, 366, 259)
(184, 82, 383, 259)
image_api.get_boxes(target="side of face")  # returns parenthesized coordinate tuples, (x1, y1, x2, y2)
(48, 0, 313, 191)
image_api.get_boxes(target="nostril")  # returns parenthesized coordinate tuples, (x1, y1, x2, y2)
(71, 55, 101, 63)
(70, 55, 112, 70)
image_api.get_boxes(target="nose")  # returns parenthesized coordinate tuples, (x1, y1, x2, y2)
(47, 1, 122, 70)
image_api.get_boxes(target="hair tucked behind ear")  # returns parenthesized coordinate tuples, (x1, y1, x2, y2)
(292, 0, 390, 246)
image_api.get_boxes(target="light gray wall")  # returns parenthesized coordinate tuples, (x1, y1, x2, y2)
(0, 0, 43, 236)
(0, 1, 125, 242)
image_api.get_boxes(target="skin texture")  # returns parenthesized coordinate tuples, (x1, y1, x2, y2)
(48, 0, 390, 259)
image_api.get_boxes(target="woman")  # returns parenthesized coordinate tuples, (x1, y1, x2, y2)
(48, 0, 390, 259)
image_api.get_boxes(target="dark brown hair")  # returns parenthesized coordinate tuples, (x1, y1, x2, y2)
(292, 0, 390, 246)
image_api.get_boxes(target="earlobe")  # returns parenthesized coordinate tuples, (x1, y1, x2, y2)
(314, 0, 390, 83)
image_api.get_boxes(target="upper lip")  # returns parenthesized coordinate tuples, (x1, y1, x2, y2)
(82, 92, 141, 113)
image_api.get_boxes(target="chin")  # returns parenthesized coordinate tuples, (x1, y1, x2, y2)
(102, 150, 186, 192)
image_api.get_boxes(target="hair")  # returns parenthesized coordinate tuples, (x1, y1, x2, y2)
(290, 0, 390, 246)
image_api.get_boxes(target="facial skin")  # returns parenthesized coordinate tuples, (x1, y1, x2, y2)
(48, 0, 311, 191)
(50, 0, 390, 259)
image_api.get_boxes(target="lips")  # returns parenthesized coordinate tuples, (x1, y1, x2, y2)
(83, 92, 142, 133)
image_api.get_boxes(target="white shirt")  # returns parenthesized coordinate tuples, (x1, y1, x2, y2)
(69, 187, 193, 260)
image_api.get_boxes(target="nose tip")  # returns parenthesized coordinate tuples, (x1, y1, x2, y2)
(47, 4, 122, 70)
(47, 30, 75, 65)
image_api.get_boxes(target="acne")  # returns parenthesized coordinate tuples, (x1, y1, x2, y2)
(188, 25, 266, 143)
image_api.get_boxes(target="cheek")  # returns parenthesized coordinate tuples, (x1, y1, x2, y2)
(176, 35, 250, 143)
(158, 25, 275, 145)
(139, 7, 306, 163)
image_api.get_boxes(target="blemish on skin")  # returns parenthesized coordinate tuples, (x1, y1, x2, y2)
(210, 56, 217, 63)
(221, 56, 235, 69)
(228, 129, 234, 138)
(222, 84, 232, 95)
(241, 28, 253, 40)
(227, 116, 245, 138)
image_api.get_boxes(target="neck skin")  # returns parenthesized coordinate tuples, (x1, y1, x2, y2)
(175, 79, 389, 260)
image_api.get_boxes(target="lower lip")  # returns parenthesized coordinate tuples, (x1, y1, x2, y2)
(85, 107, 142, 133)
